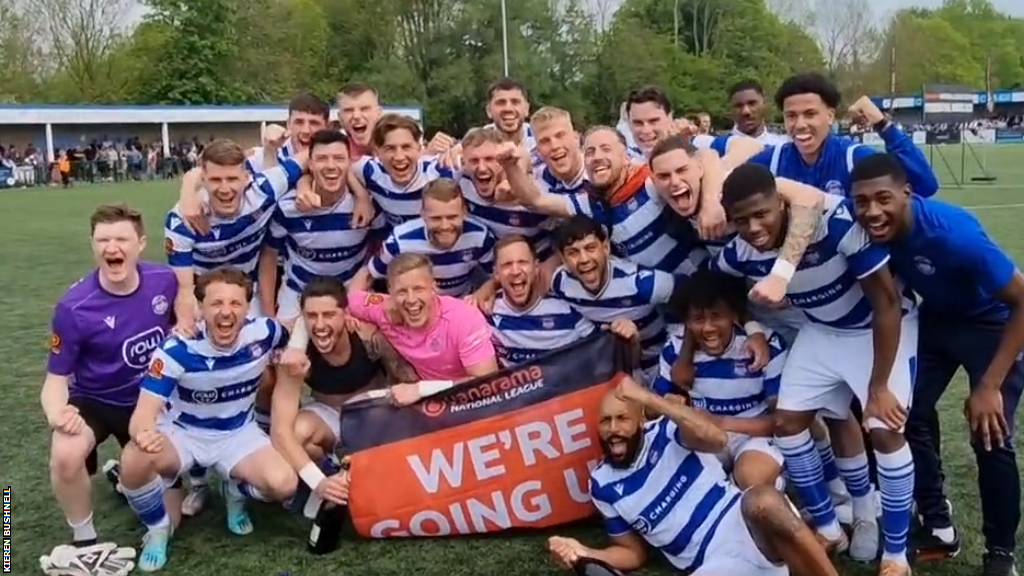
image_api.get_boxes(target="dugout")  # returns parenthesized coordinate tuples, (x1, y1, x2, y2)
(0, 104, 424, 164)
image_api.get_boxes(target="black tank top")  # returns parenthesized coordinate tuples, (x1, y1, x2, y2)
(305, 331, 383, 396)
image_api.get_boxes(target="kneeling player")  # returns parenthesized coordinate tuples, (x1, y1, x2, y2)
(271, 276, 420, 506)
(548, 378, 839, 576)
(673, 268, 786, 490)
(41, 204, 180, 560)
(118, 269, 297, 572)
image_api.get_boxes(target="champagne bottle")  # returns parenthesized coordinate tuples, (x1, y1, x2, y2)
(573, 557, 626, 576)
(307, 501, 345, 555)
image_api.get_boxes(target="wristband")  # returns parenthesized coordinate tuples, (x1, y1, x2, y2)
(417, 380, 455, 397)
(769, 259, 796, 282)
(743, 321, 767, 336)
(299, 462, 327, 491)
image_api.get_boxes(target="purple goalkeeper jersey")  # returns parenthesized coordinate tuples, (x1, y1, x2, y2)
(46, 261, 178, 408)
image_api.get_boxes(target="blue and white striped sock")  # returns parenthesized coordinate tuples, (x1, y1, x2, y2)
(776, 429, 841, 539)
(876, 443, 914, 564)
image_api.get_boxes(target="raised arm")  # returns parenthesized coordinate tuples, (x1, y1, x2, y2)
(500, 148, 573, 218)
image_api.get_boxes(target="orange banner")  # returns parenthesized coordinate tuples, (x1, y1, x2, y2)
(339, 333, 631, 538)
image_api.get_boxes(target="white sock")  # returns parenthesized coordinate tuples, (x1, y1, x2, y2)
(68, 513, 97, 542)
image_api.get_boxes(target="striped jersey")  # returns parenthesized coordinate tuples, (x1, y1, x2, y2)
(563, 179, 706, 276)
(589, 416, 740, 572)
(245, 138, 298, 173)
(653, 330, 683, 396)
(459, 176, 556, 260)
(164, 160, 302, 277)
(269, 189, 386, 293)
(355, 156, 455, 227)
(688, 327, 786, 417)
(712, 194, 913, 331)
(535, 162, 587, 195)
(488, 294, 595, 366)
(368, 216, 496, 297)
(550, 257, 674, 371)
(139, 317, 288, 433)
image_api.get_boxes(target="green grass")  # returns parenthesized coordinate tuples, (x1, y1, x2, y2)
(3, 147, 1024, 576)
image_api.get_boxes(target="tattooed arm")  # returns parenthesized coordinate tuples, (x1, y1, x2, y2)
(358, 324, 420, 384)
(775, 178, 826, 268)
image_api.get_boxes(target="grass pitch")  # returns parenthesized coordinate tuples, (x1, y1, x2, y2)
(2, 146, 1024, 575)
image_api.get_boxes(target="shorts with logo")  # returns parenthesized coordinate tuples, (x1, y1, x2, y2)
(299, 398, 341, 444)
(692, 500, 787, 576)
(276, 284, 302, 323)
(67, 396, 133, 475)
(159, 418, 270, 478)
(778, 313, 918, 431)
(717, 432, 783, 470)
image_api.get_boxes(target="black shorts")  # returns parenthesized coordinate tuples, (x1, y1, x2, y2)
(67, 396, 133, 475)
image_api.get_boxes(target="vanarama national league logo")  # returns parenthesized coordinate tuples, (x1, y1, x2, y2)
(420, 365, 545, 417)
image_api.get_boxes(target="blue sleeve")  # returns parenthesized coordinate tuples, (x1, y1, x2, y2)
(838, 224, 890, 279)
(635, 268, 675, 306)
(253, 158, 304, 200)
(746, 146, 775, 168)
(710, 243, 745, 277)
(369, 233, 400, 278)
(139, 342, 184, 400)
(948, 225, 1017, 296)
(477, 229, 497, 275)
(877, 124, 939, 198)
(164, 210, 196, 269)
(268, 318, 289, 350)
(588, 481, 631, 537)
(265, 209, 287, 251)
(711, 135, 731, 157)
(549, 269, 568, 299)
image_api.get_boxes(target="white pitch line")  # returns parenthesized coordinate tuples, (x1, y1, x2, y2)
(962, 203, 1024, 210)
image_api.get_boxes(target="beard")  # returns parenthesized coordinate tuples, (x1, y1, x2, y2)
(599, 431, 644, 469)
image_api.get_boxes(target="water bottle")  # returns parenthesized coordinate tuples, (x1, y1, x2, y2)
(307, 501, 345, 555)
(573, 558, 626, 576)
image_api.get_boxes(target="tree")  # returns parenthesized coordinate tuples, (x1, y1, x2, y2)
(36, 0, 135, 101)
(0, 0, 45, 102)
(814, 0, 879, 87)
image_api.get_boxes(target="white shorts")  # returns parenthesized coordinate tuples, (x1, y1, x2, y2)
(692, 499, 788, 576)
(299, 399, 341, 444)
(160, 419, 271, 478)
(276, 284, 302, 323)
(777, 313, 919, 430)
(718, 432, 784, 470)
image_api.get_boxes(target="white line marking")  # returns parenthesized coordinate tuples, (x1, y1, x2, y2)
(962, 203, 1024, 210)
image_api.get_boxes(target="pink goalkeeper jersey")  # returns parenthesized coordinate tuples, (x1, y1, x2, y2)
(347, 290, 496, 380)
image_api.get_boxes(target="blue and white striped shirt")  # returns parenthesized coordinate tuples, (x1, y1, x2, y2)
(140, 317, 287, 433)
(356, 157, 455, 227)
(269, 189, 386, 292)
(460, 176, 556, 260)
(488, 294, 595, 366)
(164, 160, 302, 277)
(550, 257, 674, 371)
(712, 194, 913, 331)
(688, 328, 786, 417)
(368, 216, 497, 297)
(589, 417, 739, 572)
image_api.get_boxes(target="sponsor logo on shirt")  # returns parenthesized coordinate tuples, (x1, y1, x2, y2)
(149, 358, 164, 378)
(151, 295, 169, 315)
(122, 327, 166, 369)
(365, 293, 385, 307)
(49, 333, 61, 354)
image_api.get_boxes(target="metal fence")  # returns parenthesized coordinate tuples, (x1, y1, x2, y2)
(0, 158, 192, 189)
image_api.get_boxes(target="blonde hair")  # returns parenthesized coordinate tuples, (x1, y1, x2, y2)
(461, 126, 505, 149)
(386, 253, 433, 283)
(201, 139, 246, 167)
(530, 106, 573, 131)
